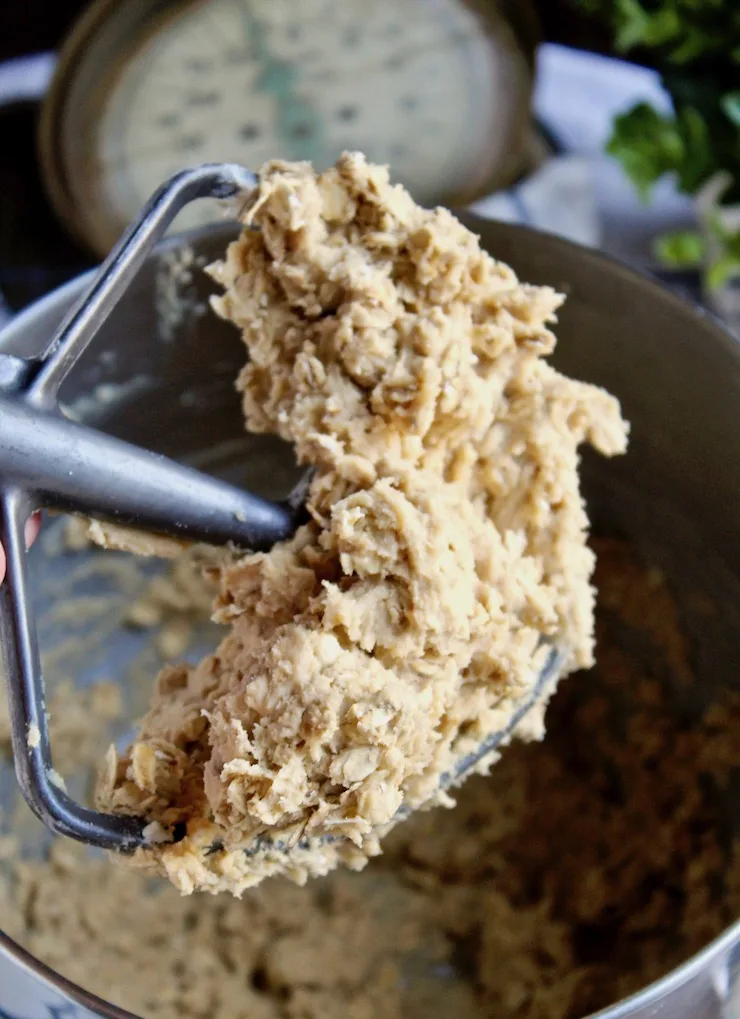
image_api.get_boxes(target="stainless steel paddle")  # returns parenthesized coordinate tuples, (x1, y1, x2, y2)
(0, 164, 563, 853)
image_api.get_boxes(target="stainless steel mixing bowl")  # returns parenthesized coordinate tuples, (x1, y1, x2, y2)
(1, 219, 740, 1019)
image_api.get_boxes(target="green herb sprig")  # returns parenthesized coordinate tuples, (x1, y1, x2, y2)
(576, 0, 740, 285)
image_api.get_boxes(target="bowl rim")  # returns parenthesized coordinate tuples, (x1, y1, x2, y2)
(1, 219, 739, 1019)
(3, 907, 740, 1019)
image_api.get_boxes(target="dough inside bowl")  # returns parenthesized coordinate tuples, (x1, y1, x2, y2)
(3, 517, 740, 1019)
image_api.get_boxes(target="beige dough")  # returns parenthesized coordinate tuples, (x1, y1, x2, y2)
(86, 519, 192, 559)
(5, 539, 740, 1019)
(96, 153, 628, 894)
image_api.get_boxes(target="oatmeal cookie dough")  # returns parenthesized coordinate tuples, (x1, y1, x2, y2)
(5, 540, 740, 1019)
(97, 154, 628, 894)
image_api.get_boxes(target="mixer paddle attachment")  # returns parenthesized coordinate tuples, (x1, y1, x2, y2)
(0, 164, 305, 850)
(0, 164, 565, 856)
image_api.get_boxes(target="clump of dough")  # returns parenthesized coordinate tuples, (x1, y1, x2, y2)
(97, 154, 628, 894)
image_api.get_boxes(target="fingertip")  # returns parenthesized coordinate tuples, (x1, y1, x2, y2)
(25, 511, 42, 548)
(0, 512, 40, 586)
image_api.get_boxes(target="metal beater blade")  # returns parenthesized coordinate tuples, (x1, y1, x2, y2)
(0, 165, 566, 856)
(0, 165, 305, 850)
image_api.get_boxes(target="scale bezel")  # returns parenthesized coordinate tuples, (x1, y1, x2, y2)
(39, 0, 539, 256)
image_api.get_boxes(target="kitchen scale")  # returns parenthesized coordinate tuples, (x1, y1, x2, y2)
(38, 0, 541, 255)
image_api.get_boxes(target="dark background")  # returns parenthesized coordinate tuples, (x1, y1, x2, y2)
(0, 0, 612, 62)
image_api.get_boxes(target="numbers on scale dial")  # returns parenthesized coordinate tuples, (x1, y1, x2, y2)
(94, 0, 502, 234)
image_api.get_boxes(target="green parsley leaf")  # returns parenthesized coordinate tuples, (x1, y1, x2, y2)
(652, 230, 706, 267)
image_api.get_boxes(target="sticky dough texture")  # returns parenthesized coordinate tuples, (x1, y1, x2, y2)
(97, 154, 627, 894)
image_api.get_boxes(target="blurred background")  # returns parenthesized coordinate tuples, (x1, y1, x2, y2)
(1, 0, 738, 330)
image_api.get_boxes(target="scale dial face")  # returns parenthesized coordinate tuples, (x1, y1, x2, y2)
(42, 0, 533, 254)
